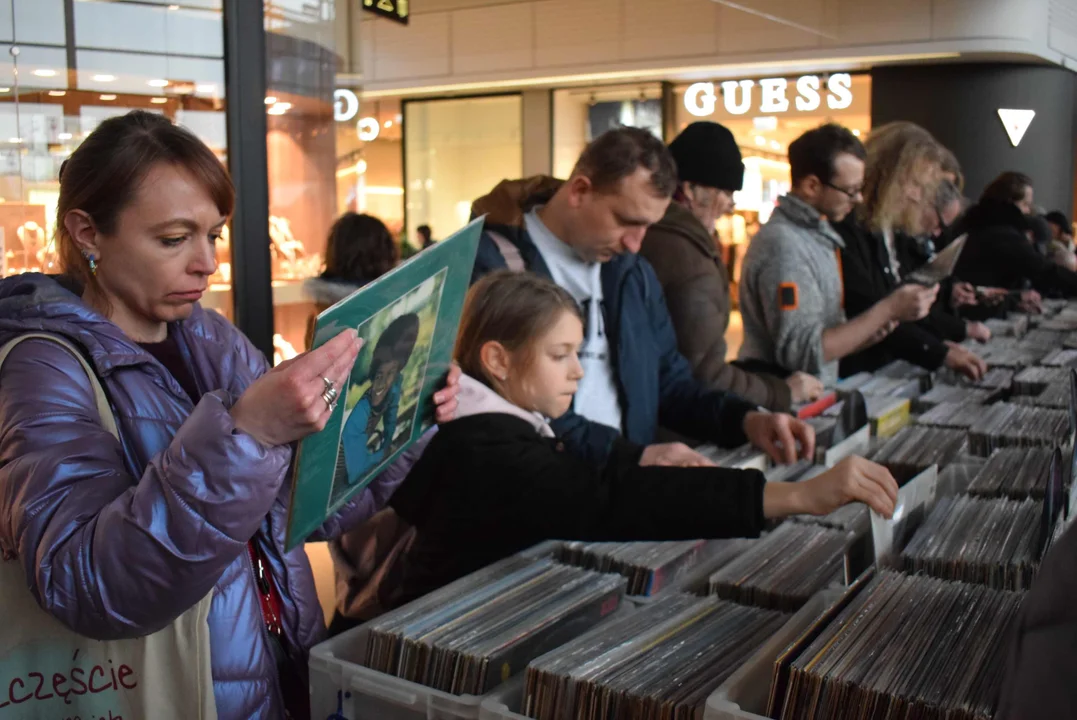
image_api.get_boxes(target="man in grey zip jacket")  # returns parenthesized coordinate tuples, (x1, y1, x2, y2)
(738, 124, 937, 384)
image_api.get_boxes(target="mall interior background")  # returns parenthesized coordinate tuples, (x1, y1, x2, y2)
(0, 0, 1074, 622)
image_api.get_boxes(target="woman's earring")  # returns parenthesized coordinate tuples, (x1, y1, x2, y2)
(82, 250, 97, 276)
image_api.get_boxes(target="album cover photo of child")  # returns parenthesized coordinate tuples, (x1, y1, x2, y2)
(325, 269, 446, 512)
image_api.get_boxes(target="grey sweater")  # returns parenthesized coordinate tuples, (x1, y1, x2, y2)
(738, 194, 846, 385)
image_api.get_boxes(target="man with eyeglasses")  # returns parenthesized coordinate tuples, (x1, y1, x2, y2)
(738, 123, 937, 387)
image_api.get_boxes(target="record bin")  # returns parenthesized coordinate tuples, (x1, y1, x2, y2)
(308, 541, 612, 720)
(476, 587, 845, 720)
(702, 586, 846, 720)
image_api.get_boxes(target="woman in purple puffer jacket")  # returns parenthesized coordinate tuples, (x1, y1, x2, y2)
(0, 111, 457, 719)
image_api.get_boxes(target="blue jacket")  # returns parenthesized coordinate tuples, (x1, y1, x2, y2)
(470, 178, 755, 466)
(0, 273, 423, 719)
(341, 376, 402, 484)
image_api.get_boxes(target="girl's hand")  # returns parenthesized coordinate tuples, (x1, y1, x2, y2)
(763, 456, 898, 519)
(434, 362, 462, 424)
(232, 330, 361, 446)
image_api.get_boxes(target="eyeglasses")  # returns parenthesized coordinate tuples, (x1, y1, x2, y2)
(824, 181, 863, 200)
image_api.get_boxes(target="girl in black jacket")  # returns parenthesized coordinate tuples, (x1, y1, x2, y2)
(387, 271, 898, 606)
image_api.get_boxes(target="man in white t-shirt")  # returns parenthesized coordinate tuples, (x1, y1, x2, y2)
(470, 127, 816, 469)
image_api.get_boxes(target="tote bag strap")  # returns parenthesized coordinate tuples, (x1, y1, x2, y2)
(0, 332, 118, 439)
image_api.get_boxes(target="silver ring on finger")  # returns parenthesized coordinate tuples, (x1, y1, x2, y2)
(322, 390, 338, 412)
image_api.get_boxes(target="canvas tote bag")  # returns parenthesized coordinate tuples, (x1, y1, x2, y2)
(0, 332, 217, 720)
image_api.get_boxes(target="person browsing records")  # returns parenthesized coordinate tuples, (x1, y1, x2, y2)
(0, 110, 462, 720)
(738, 124, 938, 385)
(639, 121, 824, 412)
(471, 127, 815, 469)
(386, 271, 899, 607)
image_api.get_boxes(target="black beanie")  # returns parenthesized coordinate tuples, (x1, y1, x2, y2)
(668, 121, 745, 193)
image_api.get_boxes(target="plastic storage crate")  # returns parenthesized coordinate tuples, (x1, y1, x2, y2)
(478, 588, 844, 720)
(702, 587, 846, 720)
(307, 540, 567, 720)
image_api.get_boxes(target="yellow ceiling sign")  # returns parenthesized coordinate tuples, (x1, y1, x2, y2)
(363, 0, 409, 24)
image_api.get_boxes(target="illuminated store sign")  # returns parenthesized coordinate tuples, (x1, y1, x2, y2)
(684, 73, 854, 117)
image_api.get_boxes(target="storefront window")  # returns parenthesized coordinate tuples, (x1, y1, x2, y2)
(0, 0, 226, 282)
(335, 96, 403, 235)
(673, 72, 871, 294)
(552, 84, 663, 179)
(263, 0, 338, 362)
(404, 94, 522, 249)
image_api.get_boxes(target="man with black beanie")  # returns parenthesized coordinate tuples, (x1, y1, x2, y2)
(640, 121, 824, 412)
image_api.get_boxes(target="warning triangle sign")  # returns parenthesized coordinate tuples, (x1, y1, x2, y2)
(997, 108, 1036, 147)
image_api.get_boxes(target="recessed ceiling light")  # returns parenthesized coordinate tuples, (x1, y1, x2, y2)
(150, 97, 167, 104)
(93, 74, 115, 82)
(0, 88, 10, 93)
(168, 3, 180, 9)
(852, 129, 861, 137)
(384, 120, 393, 128)
(147, 79, 169, 88)
(8, 138, 21, 144)
(48, 90, 66, 97)
(32, 69, 57, 78)
(267, 105, 288, 115)
(100, 94, 117, 101)
(755, 135, 766, 146)
(196, 83, 217, 93)
(265, 96, 278, 105)
(770, 140, 781, 150)
(273, 102, 292, 111)
(58, 132, 73, 140)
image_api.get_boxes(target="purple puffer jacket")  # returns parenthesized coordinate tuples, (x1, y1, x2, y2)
(0, 274, 419, 719)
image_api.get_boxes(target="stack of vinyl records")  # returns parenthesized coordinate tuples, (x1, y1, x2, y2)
(979, 344, 1049, 370)
(1012, 366, 1069, 395)
(967, 403, 1071, 456)
(556, 540, 707, 596)
(361, 558, 626, 695)
(914, 384, 991, 412)
(764, 459, 819, 483)
(899, 495, 1042, 590)
(791, 502, 870, 534)
(915, 401, 984, 429)
(1021, 328, 1068, 351)
(1039, 347, 1077, 368)
(870, 426, 968, 483)
(767, 570, 1022, 720)
(966, 447, 1056, 499)
(1036, 312, 1077, 332)
(804, 415, 837, 448)
(1026, 378, 1071, 408)
(521, 594, 789, 720)
(706, 522, 851, 612)
(851, 375, 921, 399)
(985, 315, 1029, 338)
(1063, 330, 1077, 349)
(975, 367, 1016, 392)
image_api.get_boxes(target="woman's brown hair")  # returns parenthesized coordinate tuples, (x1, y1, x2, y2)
(860, 121, 944, 235)
(322, 212, 399, 283)
(455, 271, 583, 387)
(57, 110, 235, 291)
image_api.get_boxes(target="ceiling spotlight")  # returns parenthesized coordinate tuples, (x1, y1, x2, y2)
(32, 69, 57, 78)
(93, 74, 116, 82)
(265, 96, 278, 105)
(273, 102, 292, 111)
(267, 105, 288, 115)
(770, 140, 781, 150)
(147, 79, 169, 88)
(0, 88, 10, 93)
(150, 97, 167, 104)
(58, 132, 73, 140)
(754, 135, 766, 146)
(100, 94, 117, 101)
(195, 83, 217, 94)
(8, 137, 21, 144)
(852, 129, 861, 137)
(48, 90, 66, 97)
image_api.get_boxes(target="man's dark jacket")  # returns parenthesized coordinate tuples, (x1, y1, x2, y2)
(469, 177, 756, 466)
(954, 199, 1077, 298)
